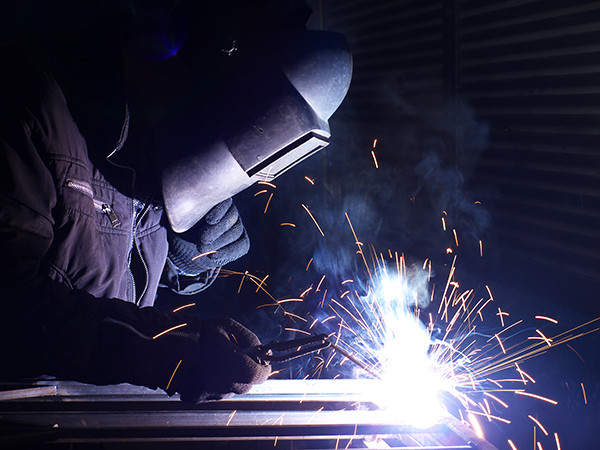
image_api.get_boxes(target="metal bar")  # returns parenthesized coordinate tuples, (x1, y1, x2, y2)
(0, 380, 499, 449)
(0, 386, 57, 401)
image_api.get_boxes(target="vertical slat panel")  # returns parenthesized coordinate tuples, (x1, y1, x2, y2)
(458, 0, 600, 308)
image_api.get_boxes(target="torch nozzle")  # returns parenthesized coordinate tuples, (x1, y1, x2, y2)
(324, 338, 382, 380)
(249, 333, 331, 364)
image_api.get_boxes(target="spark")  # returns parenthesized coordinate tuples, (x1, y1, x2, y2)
(300, 286, 312, 298)
(237, 271, 247, 293)
(277, 298, 303, 304)
(453, 229, 459, 246)
(479, 240, 483, 257)
(468, 412, 485, 438)
(373, 138, 378, 148)
(535, 316, 558, 324)
(507, 439, 518, 450)
(191, 250, 216, 261)
(172, 303, 195, 313)
(264, 193, 274, 213)
(515, 364, 536, 384)
(581, 382, 587, 404)
(441, 217, 447, 231)
(554, 433, 561, 450)
(316, 275, 326, 292)
(483, 392, 509, 408)
(284, 312, 307, 323)
(528, 415, 549, 435)
(306, 258, 313, 271)
(495, 334, 506, 354)
(166, 359, 182, 391)
(152, 323, 187, 339)
(302, 204, 325, 236)
(514, 391, 558, 405)
(467, 410, 511, 424)
(567, 344, 585, 362)
(255, 275, 269, 293)
(258, 181, 276, 188)
(304, 176, 315, 185)
(280, 222, 296, 227)
(226, 410, 236, 427)
(371, 150, 379, 169)
(497, 308, 509, 327)
(528, 329, 553, 346)
(285, 328, 311, 335)
(254, 189, 268, 196)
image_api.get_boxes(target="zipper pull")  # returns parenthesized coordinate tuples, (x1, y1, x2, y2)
(102, 204, 121, 227)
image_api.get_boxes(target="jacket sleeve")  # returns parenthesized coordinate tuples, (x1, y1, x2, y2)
(0, 66, 200, 390)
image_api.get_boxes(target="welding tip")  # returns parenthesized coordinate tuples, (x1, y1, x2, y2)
(249, 333, 331, 364)
(325, 338, 382, 380)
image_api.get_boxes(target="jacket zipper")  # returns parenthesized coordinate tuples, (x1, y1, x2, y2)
(65, 179, 120, 227)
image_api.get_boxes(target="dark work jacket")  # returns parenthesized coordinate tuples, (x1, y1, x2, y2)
(0, 53, 215, 385)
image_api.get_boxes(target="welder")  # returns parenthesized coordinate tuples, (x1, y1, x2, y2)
(0, 1, 351, 402)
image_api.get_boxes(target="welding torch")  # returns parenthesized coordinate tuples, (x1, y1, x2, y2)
(248, 333, 382, 380)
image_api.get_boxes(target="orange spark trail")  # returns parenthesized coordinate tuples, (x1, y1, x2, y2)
(226, 410, 237, 426)
(535, 316, 558, 324)
(255, 275, 269, 293)
(264, 193, 274, 213)
(528, 415, 548, 435)
(514, 391, 558, 405)
(166, 359, 182, 391)
(257, 181, 276, 188)
(371, 150, 379, 169)
(153, 323, 187, 339)
(302, 204, 325, 236)
(316, 275, 326, 292)
(173, 303, 195, 313)
(192, 250, 216, 261)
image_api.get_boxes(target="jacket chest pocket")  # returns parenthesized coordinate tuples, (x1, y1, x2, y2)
(64, 178, 123, 229)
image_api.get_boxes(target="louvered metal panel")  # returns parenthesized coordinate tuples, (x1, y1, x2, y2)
(458, 0, 600, 310)
(324, 0, 446, 124)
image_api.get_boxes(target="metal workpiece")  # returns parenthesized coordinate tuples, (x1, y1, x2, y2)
(0, 380, 498, 449)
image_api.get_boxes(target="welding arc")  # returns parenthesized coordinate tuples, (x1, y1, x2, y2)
(326, 339, 382, 380)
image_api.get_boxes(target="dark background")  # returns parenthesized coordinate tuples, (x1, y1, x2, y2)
(3, 1, 599, 449)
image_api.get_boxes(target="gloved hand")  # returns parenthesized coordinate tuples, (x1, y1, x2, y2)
(167, 318, 271, 402)
(167, 198, 250, 275)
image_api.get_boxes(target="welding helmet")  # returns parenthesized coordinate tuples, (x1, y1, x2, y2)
(155, 29, 352, 233)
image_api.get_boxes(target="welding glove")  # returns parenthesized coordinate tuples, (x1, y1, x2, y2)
(85, 298, 269, 402)
(167, 318, 271, 402)
(167, 198, 250, 275)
